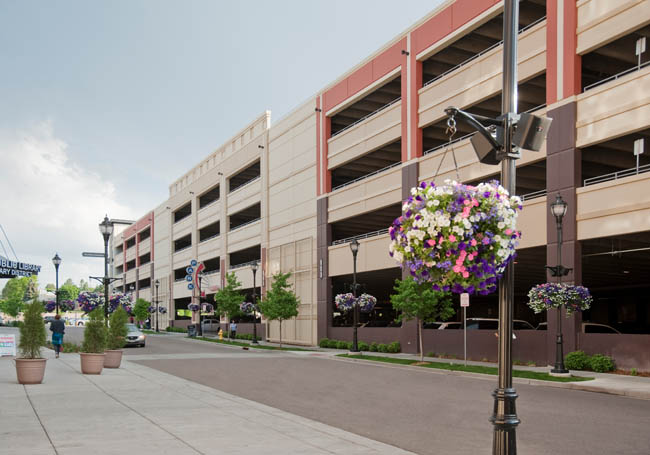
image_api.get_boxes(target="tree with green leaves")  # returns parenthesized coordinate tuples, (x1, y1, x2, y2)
(107, 306, 128, 350)
(81, 308, 107, 353)
(390, 276, 455, 361)
(0, 276, 32, 318)
(58, 282, 80, 301)
(18, 300, 46, 359)
(23, 278, 39, 302)
(45, 283, 56, 292)
(258, 272, 299, 347)
(79, 279, 90, 292)
(214, 272, 244, 337)
(133, 298, 150, 325)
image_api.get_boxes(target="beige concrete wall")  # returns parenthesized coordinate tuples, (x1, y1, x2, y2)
(517, 197, 548, 249)
(577, 0, 650, 54)
(227, 178, 262, 214)
(267, 99, 318, 346)
(418, 20, 546, 128)
(327, 100, 401, 169)
(227, 221, 262, 252)
(577, 173, 650, 240)
(197, 236, 220, 258)
(576, 65, 650, 148)
(328, 233, 395, 277)
(328, 166, 402, 223)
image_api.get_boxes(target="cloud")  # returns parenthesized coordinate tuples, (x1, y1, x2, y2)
(0, 121, 138, 290)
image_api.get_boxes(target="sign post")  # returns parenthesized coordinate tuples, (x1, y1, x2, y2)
(460, 293, 470, 367)
(0, 334, 17, 356)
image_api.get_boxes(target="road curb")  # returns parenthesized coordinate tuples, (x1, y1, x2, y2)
(333, 356, 650, 400)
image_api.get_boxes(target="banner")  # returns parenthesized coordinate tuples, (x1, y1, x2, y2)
(0, 334, 17, 356)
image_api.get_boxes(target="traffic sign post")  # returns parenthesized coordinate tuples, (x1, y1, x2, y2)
(461, 293, 470, 367)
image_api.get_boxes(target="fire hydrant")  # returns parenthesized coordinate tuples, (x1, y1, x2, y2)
(218, 329, 223, 340)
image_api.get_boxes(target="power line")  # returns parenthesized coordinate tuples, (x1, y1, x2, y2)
(0, 224, 19, 261)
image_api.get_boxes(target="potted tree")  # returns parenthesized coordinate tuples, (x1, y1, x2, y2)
(15, 300, 47, 384)
(104, 305, 128, 368)
(80, 308, 107, 374)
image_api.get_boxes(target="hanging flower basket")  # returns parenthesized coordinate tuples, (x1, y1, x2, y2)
(77, 292, 104, 313)
(389, 180, 522, 295)
(45, 299, 76, 312)
(109, 294, 132, 314)
(158, 306, 167, 314)
(188, 303, 200, 312)
(240, 302, 258, 314)
(334, 293, 377, 313)
(60, 299, 75, 312)
(527, 283, 593, 315)
(147, 305, 156, 314)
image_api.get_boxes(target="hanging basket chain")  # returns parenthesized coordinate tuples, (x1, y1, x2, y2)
(433, 115, 462, 182)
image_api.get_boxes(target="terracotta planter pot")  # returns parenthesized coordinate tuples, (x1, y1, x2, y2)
(15, 358, 47, 384)
(104, 350, 123, 368)
(80, 353, 105, 374)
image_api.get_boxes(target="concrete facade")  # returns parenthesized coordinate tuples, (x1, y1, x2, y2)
(112, 1, 650, 367)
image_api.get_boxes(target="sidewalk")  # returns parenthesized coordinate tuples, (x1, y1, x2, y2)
(0, 349, 414, 455)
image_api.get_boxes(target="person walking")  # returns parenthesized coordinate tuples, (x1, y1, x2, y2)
(230, 321, 237, 339)
(50, 314, 65, 358)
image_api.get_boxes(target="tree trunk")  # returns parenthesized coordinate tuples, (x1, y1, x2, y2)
(418, 318, 424, 362)
(226, 315, 230, 338)
(279, 320, 282, 348)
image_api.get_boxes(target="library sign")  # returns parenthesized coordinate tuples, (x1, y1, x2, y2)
(0, 256, 41, 279)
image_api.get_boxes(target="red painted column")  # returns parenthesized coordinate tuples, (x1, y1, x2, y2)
(546, 0, 581, 105)
(316, 97, 322, 196)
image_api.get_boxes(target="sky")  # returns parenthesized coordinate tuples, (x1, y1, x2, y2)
(0, 0, 442, 291)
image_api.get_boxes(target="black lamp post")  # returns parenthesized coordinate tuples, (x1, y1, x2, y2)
(98, 215, 114, 326)
(349, 238, 360, 353)
(52, 253, 62, 315)
(550, 193, 570, 375)
(155, 279, 160, 333)
(251, 262, 259, 344)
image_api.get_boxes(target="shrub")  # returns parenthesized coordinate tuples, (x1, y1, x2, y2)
(107, 306, 128, 350)
(630, 368, 638, 376)
(589, 354, 615, 373)
(347, 341, 353, 350)
(358, 341, 369, 351)
(81, 308, 107, 353)
(387, 341, 401, 353)
(336, 340, 348, 349)
(377, 343, 388, 353)
(18, 300, 46, 359)
(47, 341, 80, 353)
(166, 326, 187, 333)
(564, 351, 590, 370)
(369, 342, 378, 352)
(319, 338, 330, 348)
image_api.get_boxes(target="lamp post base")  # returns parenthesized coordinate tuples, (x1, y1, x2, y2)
(549, 368, 570, 377)
(490, 387, 520, 455)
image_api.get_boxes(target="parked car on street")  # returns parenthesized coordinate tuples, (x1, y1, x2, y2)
(201, 319, 221, 332)
(125, 324, 146, 347)
(536, 322, 621, 334)
(423, 321, 463, 329)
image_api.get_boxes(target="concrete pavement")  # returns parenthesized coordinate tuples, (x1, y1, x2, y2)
(0, 348, 415, 455)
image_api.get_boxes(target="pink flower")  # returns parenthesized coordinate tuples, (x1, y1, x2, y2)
(472, 199, 479, 207)
(439, 236, 444, 244)
(463, 199, 471, 206)
(505, 229, 512, 235)
(453, 265, 462, 273)
(427, 239, 436, 247)
(462, 207, 471, 218)
(470, 239, 477, 246)
(462, 271, 470, 278)
(448, 235, 456, 243)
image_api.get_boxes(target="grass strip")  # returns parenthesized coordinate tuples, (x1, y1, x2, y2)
(195, 336, 311, 351)
(338, 354, 594, 382)
(142, 329, 169, 335)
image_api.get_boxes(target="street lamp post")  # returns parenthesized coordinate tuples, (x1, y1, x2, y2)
(550, 193, 569, 375)
(251, 262, 259, 344)
(349, 239, 360, 353)
(155, 279, 160, 333)
(98, 216, 114, 326)
(52, 253, 62, 315)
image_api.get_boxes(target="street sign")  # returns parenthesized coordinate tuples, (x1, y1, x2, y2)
(187, 283, 194, 290)
(185, 275, 192, 282)
(186, 266, 194, 274)
(190, 260, 198, 267)
(460, 293, 470, 307)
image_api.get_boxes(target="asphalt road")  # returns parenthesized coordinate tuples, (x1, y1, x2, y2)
(130, 335, 650, 455)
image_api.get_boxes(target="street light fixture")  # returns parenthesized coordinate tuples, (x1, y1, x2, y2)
(549, 193, 571, 376)
(155, 279, 160, 333)
(349, 238, 360, 353)
(52, 253, 62, 315)
(98, 215, 114, 326)
(251, 262, 259, 344)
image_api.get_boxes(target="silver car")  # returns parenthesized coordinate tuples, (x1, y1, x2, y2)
(125, 324, 146, 347)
